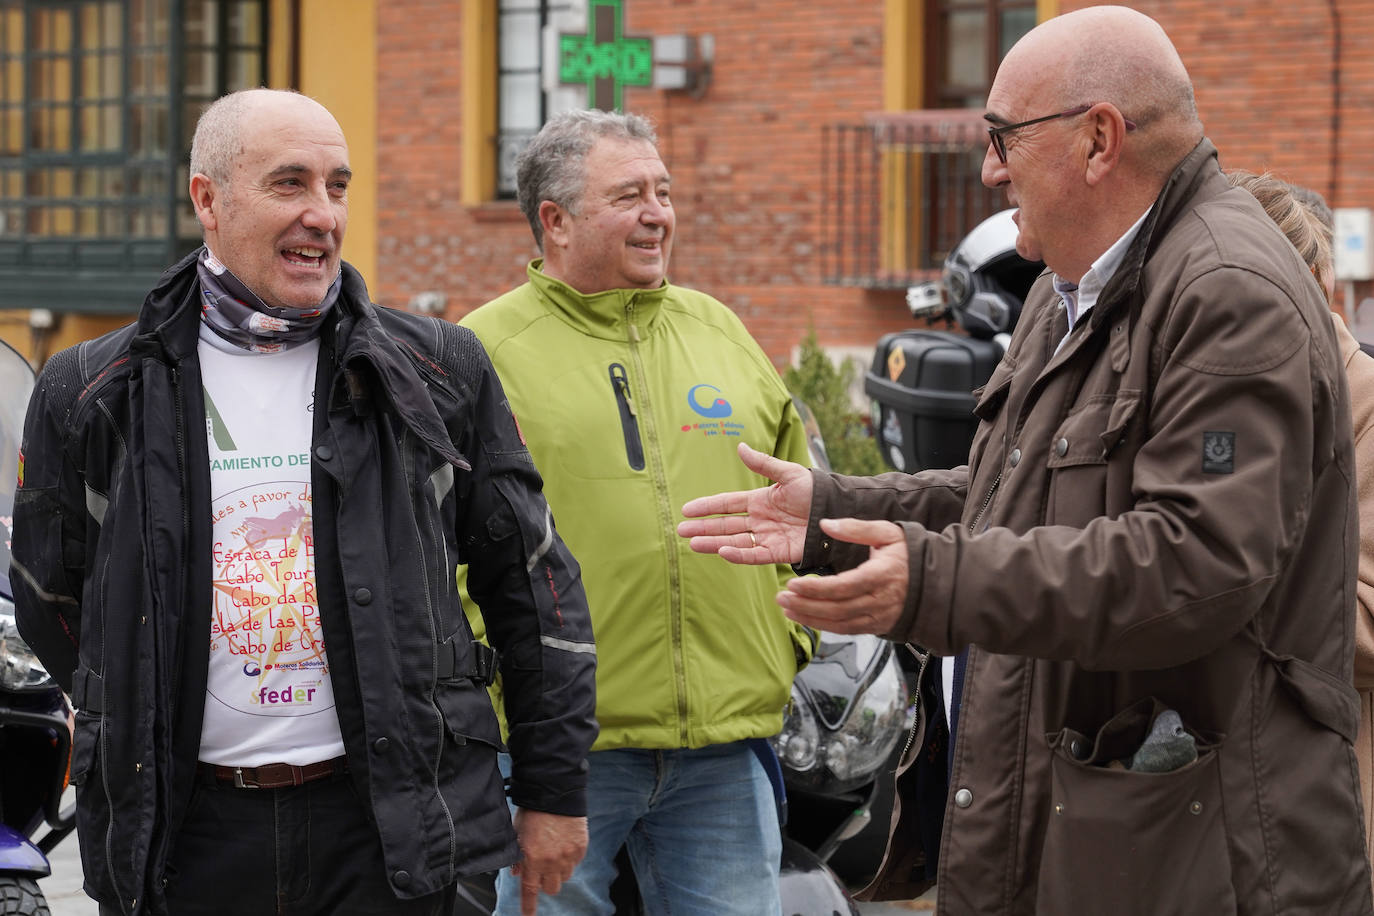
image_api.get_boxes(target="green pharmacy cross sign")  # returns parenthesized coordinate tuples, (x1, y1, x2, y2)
(559, 0, 652, 111)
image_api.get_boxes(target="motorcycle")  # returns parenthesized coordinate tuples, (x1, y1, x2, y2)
(771, 631, 913, 894)
(866, 209, 1043, 474)
(0, 337, 76, 915)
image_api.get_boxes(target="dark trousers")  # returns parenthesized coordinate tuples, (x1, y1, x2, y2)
(101, 774, 455, 916)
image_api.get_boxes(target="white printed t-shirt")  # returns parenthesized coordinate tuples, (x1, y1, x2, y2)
(197, 334, 345, 766)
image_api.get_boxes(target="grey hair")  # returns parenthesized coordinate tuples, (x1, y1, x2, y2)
(189, 88, 310, 185)
(516, 109, 659, 250)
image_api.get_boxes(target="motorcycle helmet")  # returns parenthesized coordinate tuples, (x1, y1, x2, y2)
(941, 208, 1045, 340)
(778, 838, 861, 916)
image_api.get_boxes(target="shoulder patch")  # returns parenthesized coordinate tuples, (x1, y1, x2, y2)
(1202, 431, 1235, 474)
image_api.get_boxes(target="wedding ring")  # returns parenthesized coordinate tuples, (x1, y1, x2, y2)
(749, 531, 757, 548)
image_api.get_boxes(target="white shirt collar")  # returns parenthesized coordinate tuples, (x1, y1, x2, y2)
(1052, 206, 1153, 332)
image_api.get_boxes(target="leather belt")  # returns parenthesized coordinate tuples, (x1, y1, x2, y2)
(197, 755, 349, 789)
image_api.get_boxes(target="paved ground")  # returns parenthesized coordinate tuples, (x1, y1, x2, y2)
(38, 791, 94, 915)
(39, 790, 935, 915)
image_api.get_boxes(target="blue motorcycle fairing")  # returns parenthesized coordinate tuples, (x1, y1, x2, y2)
(0, 824, 51, 877)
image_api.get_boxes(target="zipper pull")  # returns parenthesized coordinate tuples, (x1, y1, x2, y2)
(611, 364, 637, 416)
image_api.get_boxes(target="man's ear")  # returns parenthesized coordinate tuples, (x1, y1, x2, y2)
(539, 199, 570, 249)
(189, 173, 219, 232)
(1084, 104, 1129, 187)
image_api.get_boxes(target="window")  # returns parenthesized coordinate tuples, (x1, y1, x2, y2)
(821, 0, 1042, 284)
(926, 0, 1036, 109)
(0, 0, 268, 312)
(496, 0, 575, 197)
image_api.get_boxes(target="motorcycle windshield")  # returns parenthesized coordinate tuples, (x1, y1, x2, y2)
(802, 632, 888, 731)
(0, 337, 35, 600)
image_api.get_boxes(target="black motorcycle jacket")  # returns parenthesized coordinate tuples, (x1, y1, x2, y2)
(11, 251, 597, 914)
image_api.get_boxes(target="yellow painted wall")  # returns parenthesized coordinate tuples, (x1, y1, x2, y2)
(883, 0, 924, 111)
(884, 0, 1054, 112)
(0, 312, 128, 369)
(290, 0, 379, 286)
(462, 0, 498, 206)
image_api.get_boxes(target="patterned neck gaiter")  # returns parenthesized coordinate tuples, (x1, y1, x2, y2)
(196, 247, 340, 354)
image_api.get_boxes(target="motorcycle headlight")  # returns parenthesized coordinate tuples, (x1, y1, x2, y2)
(774, 654, 910, 796)
(774, 685, 820, 771)
(0, 595, 55, 691)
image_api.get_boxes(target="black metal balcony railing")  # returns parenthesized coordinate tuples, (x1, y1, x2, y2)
(821, 110, 1008, 288)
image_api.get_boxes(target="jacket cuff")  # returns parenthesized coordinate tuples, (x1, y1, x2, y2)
(882, 521, 926, 643)
(508, 780, 588, 818)
(797, 469, 869, 573)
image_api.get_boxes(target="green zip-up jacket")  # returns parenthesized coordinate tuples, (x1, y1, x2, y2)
(459, 260, 814, 751)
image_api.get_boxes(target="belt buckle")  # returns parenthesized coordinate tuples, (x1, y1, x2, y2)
(233, 767, 253, 789)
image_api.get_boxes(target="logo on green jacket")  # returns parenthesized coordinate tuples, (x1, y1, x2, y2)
(681, 382, 744, 439)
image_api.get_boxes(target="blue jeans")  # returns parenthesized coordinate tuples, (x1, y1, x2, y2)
(496, 744, 783, 916)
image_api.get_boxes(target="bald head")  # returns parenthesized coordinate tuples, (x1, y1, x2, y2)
(187, 88, 349, 310)
(1000, 6, 1202, 176)
(190, 89, 341, 187)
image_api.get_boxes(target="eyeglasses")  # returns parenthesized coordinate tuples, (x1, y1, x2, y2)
(986, 103, 1137, 164)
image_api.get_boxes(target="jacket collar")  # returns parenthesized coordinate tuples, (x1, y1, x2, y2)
(128, 248, 468, 470)
(1088, 137, 1224, 332)
(129, 249, 205, 365)
(526, 258, 671, 341)
(325, 264, 472, 471)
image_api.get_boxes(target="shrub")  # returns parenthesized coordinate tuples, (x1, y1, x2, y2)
(784, 330, 888, 477)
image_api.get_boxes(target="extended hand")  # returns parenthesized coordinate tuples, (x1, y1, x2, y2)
(776, 517, 910, 636)
(510, 809, 587, 915)
(678, 442, 814, 565)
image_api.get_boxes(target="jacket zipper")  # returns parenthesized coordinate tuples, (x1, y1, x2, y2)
(897, 643, 931, 763)
(170, 366, 189, 710)
(624, 302, 690, 744)
(608, 363, 646, 471)
(968, 470, 1003, 535)
(84, 374, 126, 910)
(400, 427, 459, 873)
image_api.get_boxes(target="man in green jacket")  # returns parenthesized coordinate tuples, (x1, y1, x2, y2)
(458, 109, 814, 916)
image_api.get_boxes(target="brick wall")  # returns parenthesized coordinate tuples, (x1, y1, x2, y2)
(376, 1, 1374, 366)
(1062, 0, 1374, 319)
(375, 0, 898, 369)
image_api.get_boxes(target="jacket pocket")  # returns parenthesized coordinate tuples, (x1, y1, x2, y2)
(1266, 650, 1360, 743)
(1044, 395, 1120, 527)
(69, 710, 118, 904)
(1036, 700, 1235, 915)
(608, 363, 645, 471)
(432, 680, 517, 866)
(68, 709, 99, 787)
(968, 358, 1016, 471)
(434, 678, 505, 751)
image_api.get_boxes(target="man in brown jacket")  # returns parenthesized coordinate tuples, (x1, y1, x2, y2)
(681, 6, 1372, 914)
